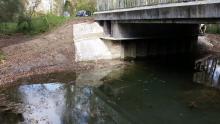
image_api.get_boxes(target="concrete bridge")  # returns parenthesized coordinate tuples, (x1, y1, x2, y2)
(93, 0, 220, 59)
(95, 0, 220, 23)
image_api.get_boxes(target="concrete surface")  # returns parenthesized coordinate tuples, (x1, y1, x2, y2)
(97, 0, 206, 11)
(73, 22, 113, 62)
(95, 0, 220, 23)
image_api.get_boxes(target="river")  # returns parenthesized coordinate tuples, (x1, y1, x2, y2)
(0, 55, 220, 124)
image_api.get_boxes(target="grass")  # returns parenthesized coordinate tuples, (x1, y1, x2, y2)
(0, 51, 6, 62)
(0, 14, 69, 35)
(28, 14, 69, 35)
(0, 23, 17, 35)
(206, 24, 220, 34)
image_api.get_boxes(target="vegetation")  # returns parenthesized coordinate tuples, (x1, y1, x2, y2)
(64, 0, 75, 16)
(62, 0, 96, 16)
(0, 0, 96, 35)
(0, 51, 6, 63)
(0, 23, 18, 35)
(18, 14, 68, 35)
(0, 0, 23, 22)
(75, 0, 96, 13)
(206, 24, 220, 34)
(0, 15, 68, 35)
(0, 0, 69, 35)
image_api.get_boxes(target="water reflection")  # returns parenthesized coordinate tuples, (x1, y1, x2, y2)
(19, 83, 65, 124)
(0, 66, 124, 124)
(194, 55, 220, 89)
(97, 62, 220, 124)
(1, 58, 220, 124)
(0, 83, 117, 124)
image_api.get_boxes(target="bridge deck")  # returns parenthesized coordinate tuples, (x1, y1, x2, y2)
(97, 0, 205, 11)
(95, 0, 220, 23)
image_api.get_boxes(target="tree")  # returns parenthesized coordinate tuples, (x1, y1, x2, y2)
(23, 0, 41, 17)
(64, 0, 75, 16)
(75, 0, 96, 13)
(17, 0, 41, 32)
(0, 0, 23, 22)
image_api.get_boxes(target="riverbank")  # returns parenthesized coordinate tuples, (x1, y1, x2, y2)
(206, 34, 220, 52)
(198, 34, 220, 54)
(0, 18, 124, 87)
(1, 19, 220, 87)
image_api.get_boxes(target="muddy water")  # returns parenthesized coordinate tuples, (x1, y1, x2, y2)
(1, 56, 220, 124)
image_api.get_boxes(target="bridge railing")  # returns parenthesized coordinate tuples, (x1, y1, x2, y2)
(97, 0, 204, 11)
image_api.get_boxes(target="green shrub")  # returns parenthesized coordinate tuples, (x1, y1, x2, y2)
(76, 0, 96, 13)
(0, 0, 23, 23)
(0, 51, 6, 61)
(0, 14, 69, 35)
(0, 23, 17, 35)
(17, 21, 30, 33)
(29, 14, 68, 35)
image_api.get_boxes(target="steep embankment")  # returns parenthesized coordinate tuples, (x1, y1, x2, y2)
(0, 18, 121, 86)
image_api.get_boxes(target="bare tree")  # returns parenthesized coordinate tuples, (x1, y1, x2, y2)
(25, 0, 41, 18)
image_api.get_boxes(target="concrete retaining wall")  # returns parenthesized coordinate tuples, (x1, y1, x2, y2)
(73, 22, 124, 62)
(73, 22, 111, 62)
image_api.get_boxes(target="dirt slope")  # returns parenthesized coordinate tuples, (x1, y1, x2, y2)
(207, 34, 220, 52)
(0, 18, 96, 86)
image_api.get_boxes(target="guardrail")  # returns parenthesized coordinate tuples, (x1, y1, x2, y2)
(97, 0, 204, 11)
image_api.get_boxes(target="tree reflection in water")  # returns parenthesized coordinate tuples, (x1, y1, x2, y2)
(62, 85, 93, 124)
(2, 59, 220, 124)
(0, 83, 115, 124)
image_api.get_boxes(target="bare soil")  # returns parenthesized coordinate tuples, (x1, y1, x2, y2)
(0, 18, 123, 87)
(206, 34, 220, 52)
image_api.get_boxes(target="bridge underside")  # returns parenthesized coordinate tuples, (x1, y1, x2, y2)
(100, 22, 199, 59)
(94, 1, 220, 59)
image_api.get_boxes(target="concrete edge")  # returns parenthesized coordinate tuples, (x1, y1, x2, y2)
(94, 0, 220, 14)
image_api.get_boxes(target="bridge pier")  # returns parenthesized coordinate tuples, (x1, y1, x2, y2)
(100, 21, 199, 59)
